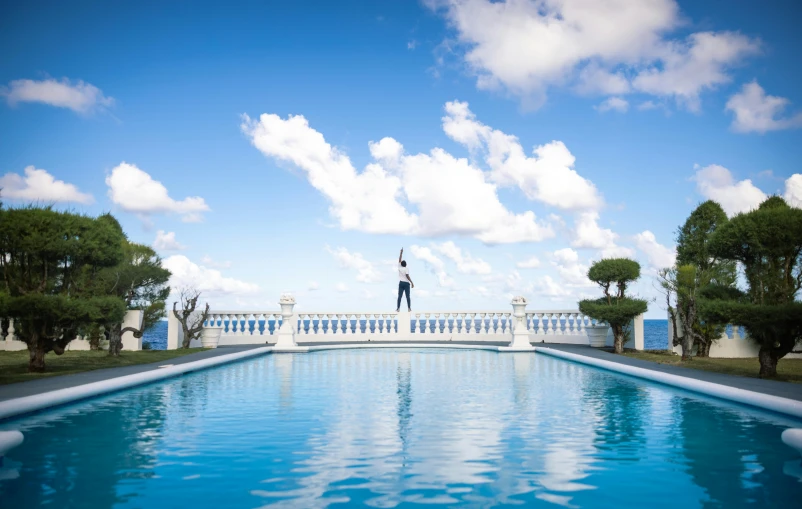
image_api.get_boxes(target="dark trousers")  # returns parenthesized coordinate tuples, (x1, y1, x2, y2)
(397, 281, 411, 310)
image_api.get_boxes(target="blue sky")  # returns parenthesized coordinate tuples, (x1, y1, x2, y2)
(2, 0, 801, 318)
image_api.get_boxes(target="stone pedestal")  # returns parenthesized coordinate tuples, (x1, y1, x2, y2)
(397, 310, 411, 337)
(499, 296, 534, 352)
(273, 294, 308, 352)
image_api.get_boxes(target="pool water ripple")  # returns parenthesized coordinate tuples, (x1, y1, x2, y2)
(0, 349, 800, 508)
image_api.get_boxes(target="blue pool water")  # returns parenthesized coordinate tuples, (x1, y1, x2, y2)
(142, 319, 671, 351)
(1, 349, 800, 508)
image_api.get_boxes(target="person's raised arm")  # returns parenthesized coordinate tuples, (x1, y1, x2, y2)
(399, 247, 403, 264)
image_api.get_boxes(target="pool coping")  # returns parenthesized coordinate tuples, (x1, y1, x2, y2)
(535, 346, 802, 420)
(2, 341, 802, 423)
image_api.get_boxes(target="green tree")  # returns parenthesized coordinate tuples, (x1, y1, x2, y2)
(578, 258, 649, 354)
(700, 196, 802, 377)
(86, 216, 171, 356)
(0, 206, 126, 372)
(671, 201, 736, 357)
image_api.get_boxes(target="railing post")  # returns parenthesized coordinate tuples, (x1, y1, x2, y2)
(500, 296, 535, 352)
(632, 313, 644, 351)
(397, 310, 410, 336)
(273, 294, 308, 352)
(167, 310, 183, 350)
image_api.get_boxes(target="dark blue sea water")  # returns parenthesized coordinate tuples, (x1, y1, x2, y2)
(142, 319, 669, 350)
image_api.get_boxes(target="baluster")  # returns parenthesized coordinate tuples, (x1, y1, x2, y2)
(332, 314, 341, 335)
(415, 314, 421, 334)
(341, 314, 349, 335)
(467, 313, 475, 334)
(476, 313, 485, 334)
(431, 313, 439, 333)
(447, 313, 455, 333)
(541, 313, 550, 335)
(455, 313, 463, 333)
(386, 314, 393, 334)
(374, 314, 382, 334)
(7, 318, 14, 341)
(503, 313, 511, 333)
(577, 314, 586, 334)
(554, 313, 563, 335)
(423, 313, 430, 333)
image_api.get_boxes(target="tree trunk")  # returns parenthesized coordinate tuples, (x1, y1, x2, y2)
(27, 335, 47, 373)
(612, 324, 625, 354)
(758, 345, 779, 378)
(108, 323, 123, 357)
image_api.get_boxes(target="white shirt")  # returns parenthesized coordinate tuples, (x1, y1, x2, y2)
(398, 263, 409, 283)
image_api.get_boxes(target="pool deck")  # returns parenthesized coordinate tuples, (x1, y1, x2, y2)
(0, 343, 800, 405)
(0, 346, 262, 403)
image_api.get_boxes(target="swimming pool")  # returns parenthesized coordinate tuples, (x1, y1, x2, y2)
(1, 349, 800, 508)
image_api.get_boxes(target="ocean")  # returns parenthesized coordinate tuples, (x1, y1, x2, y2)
(142, 319, 669, 351)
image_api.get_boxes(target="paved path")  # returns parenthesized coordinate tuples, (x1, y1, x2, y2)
(0, 346, 263, 403)
(539, 344, 802, 402)
(2, 342, 800, 405)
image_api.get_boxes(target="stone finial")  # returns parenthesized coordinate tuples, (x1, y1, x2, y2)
(511, 296, 528, 304)
(279, 293, 296, 305)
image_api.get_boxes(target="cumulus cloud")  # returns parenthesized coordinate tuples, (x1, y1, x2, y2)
(516, 256, 541, 269)
(595, 97, 629, 113)
(1, 77, 114, 114)
(634, 231, 676, 270)
(433, 241, 492, 274)
(200, 255, 231, 269)
(442, 101, 604, 210)
(426, 0, 759, 110)
(571, 211, 634, 258)
(162, 255, 258, 296)
(551, 248, 594, 288)
(0, 166, 93, 203)
(726, 81, 802, 134)
(410, 245, 454, 287)
(105, 162, 210, 222)
(242, 104, 556, 243)
(326, 246, 383, 283)
(784, 174, 802, 209)
(153, 230, 185, 251)
(692, 164, 767, 216)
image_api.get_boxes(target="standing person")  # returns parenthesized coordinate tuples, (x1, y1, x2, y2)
(397, 248, 414, 312)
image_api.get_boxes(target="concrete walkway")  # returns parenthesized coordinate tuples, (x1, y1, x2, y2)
(540, 343, 802, 402)
(0, 346, 262, 403)
(1, 342, 800, 405)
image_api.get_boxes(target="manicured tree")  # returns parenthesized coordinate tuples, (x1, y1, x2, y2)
(0, 206, 126, 372)
(700, 196, 802, 377)
(88, 215, 171, 356)
(579, 258, 649, 354)
(673, 201, 736, 357)
(173, 286, 209, 348)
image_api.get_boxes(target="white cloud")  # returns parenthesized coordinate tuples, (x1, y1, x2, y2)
(1, 77, 114, 114)
(442, 101, 604, 211)
(634, 231, 676, 270)
(595, 97, 629, 113)
(726, 81, 802, 134)
(308, 281, 320, 291)
(326, 246, 383, 283)
(427, 1, 759, 110)
(516, 256, 541, 269)
(336, 282, 350, 293)
(784, 174, 802, 209)
(162, 255, 258, 296)
(631, 31, 760, 111)
(410, 245, 454, 287)
(407, 40, 418, 50)
(433, 241, 492, 274)
(0, 166, 93, 203)
(105, 162, 210, 222)
(153, 230, 185, 251)
(692, 164, 766, 216)
(637, 101, 659, 111)
(571, 211, 634, 258)
(200, 255, 231, 269)
(242, 105, 555, 244)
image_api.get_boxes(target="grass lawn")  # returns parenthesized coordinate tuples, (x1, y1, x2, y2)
(0, 349, 204, 386)
(622, 350, 802, 384)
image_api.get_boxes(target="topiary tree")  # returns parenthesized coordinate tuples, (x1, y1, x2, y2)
(86, 216, 171, 356)
(0, 206, 127, 372)
(699, 196, 802, 378)
(579, 258, 649, 354)
(671, 201, 736, 357)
